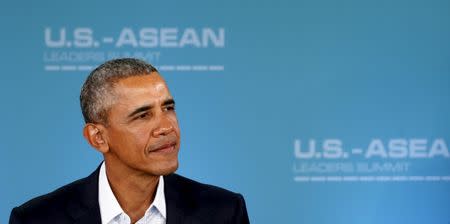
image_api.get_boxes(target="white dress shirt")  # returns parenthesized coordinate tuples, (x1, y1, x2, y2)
(98, 162, 166, 224)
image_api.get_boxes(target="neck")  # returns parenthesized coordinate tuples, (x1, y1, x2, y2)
(104, 157, 159, 223)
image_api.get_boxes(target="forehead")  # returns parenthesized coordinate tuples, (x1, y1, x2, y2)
(112, 73, 172, 104)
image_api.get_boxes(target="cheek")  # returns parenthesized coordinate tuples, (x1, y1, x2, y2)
(133, 127, 152, 145)
(114, 127, 150, 150)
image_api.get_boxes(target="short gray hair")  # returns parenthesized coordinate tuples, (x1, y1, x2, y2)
(80, 58, 158, 124)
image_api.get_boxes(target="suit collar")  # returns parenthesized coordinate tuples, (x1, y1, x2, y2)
(164, 174, 186, 224)
(164, 173, 206, 224)
(66, 163, 102, 224)
(64, 164, 201, 224)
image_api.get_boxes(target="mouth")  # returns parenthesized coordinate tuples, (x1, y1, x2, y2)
(148, 142, 177, 154)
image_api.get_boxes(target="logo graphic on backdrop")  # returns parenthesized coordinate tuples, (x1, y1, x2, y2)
(292, 138, 450, 183)
(43, 27, 225, 72)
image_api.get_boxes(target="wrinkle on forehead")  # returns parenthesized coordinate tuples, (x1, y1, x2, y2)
(114, 74, 172, 100)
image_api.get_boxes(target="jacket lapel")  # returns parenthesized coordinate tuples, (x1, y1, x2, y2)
(165, 174, 187, 224)
(164, 174, 206, 224)
(72, 207, 102, 224)
(67, 164, 102, 224)
(63, 165, 205, 224)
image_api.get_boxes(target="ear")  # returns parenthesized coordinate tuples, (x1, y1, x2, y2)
(83, 123, 109, 153)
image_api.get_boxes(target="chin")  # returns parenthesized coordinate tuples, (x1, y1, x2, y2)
(147, 160, 179, 176)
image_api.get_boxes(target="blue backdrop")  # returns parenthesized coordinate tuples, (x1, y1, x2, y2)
(1, 0, 450, 223)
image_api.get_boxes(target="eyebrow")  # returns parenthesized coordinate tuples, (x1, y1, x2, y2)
(127, 98, 175, 118)
(162, 98, 175, 107)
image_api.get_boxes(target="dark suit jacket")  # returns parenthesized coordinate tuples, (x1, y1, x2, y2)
(9, 164, 250, 224)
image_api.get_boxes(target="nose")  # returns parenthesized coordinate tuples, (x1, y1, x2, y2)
(152, 118, 174, 137)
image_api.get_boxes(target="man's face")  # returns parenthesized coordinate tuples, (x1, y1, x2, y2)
(103, 73, 180, 176)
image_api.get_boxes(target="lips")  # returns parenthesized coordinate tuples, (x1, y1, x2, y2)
(148, 141, 177, 153)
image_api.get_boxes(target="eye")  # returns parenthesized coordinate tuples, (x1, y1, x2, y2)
(165, 104, 175, 111)
(137, 112, 150, 119)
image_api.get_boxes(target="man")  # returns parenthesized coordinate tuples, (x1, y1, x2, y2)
(9, 58, 249, 224)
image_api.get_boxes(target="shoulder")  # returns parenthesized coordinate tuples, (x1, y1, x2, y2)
(16, 177, 86, 209)
(164, 173, 249, 223)
(10, 171, 98, 223)
(164, 173, 243, 201)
